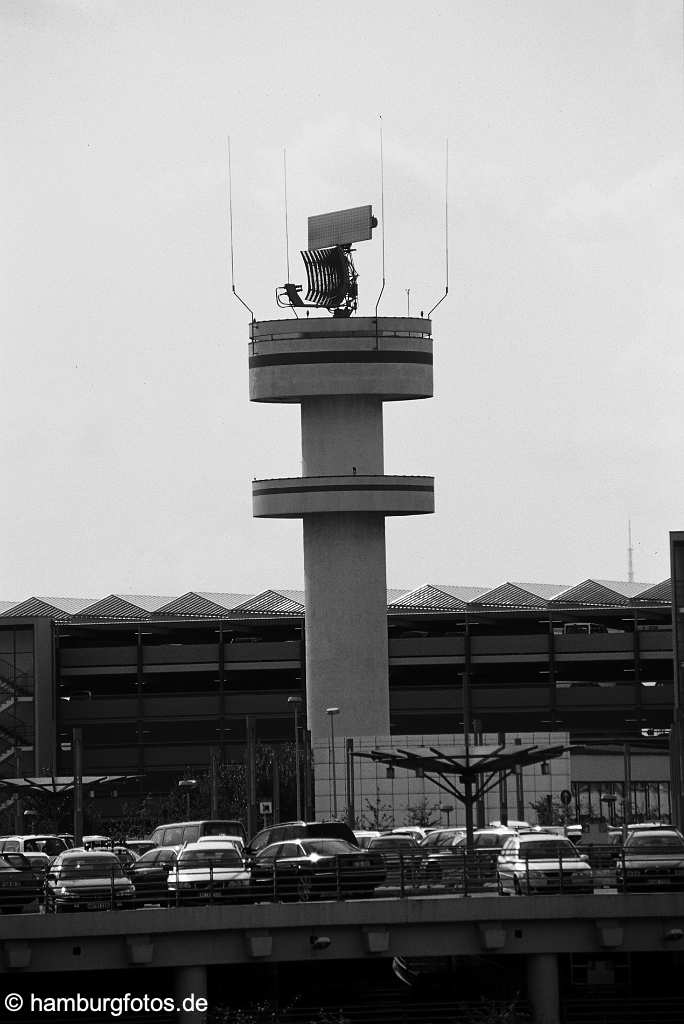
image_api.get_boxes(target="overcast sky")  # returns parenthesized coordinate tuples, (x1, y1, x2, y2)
(3, 1, 683, 601)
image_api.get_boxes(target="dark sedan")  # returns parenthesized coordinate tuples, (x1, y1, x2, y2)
(127, 847, 178, 906)
(366, 835, 424, 889)
(616, 829, 684, 892)
(0, 854, 42, 913)
(251, 838, 385, 901)
(45, 851, 136, 913)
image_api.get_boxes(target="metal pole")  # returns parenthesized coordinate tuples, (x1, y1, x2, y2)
(210, 747, 219, 819)
(498, 731, 508, 827)
(330, 715, 338, 819)
(345, 738, 355, 827)
(623, 741, 632, 842)
(246, 716, 257, 840)
(293, 703, 301, 819)
(272, 749, 280, 824)
(73, 727, 83, 847)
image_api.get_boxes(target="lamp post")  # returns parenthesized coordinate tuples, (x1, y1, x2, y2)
(287, 696, 303, 820)
(326, 707, 340, 819)
(178, 778, 198, 819)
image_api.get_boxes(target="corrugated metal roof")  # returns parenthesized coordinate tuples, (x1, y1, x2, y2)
(233, 590, 305, 614)
(0, 578, 672, 621)
(155, 592, 252, 616)
(551, 579, 641, 605)
(389, 584, 473, 610)
(477, 583, 561, 607)
(79, 595, 175, 618)
(634, 579, 671, 603)
(1, 597, 95, 618)
(436, 585, 492, 604)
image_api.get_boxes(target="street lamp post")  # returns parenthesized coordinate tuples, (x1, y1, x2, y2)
(178, 778, 198, 819)
(326, 707, 340, 819)
(287, 696, 303, 820)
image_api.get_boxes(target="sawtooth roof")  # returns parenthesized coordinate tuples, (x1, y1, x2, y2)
(0, 578, 672, 620)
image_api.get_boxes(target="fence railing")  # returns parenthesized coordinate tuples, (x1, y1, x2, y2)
(32, 847, 684, 913)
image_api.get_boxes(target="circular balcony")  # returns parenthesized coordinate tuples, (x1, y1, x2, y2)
(252, 475, 435, 518)
(248, 316, 433, 403)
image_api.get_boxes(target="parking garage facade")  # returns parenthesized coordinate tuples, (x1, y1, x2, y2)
(0, 576, 675, 825)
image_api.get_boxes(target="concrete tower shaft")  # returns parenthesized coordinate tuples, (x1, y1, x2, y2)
(249, 316, 434, 745)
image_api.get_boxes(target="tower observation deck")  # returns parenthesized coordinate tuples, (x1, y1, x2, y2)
(248, 314, 434, 745)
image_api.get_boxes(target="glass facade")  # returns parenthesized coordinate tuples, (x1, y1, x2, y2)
(572, 780, 671, 824)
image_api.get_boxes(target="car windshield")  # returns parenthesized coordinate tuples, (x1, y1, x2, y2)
(179, 849, 243, 867)
(520, 840, 577, 859)
(474, 833, 510, 848)
(300, 840, 357, 856)
(202, 822, 243, 837)
(58, 857, 123, 879)
(25, 838, 66, 857)
(627, 835, 684, 852)
(369, 838, 416, 850)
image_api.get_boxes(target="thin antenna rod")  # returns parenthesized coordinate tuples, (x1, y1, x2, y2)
(628, 519, 634, 584)
(227, 137, 255, 322)
(283, 147, 298, 318)
(374, 114, 386, 321)
(284, 148, 291, 282)
(428, 137, 449, 318)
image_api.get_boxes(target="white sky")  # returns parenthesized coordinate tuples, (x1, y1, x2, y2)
(2, 0, 683, 600)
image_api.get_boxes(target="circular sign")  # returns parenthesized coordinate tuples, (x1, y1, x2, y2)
(559, 789, 573, 806)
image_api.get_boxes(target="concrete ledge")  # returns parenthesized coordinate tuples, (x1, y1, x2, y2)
(252, 475, 435, 518)
(248, 316, 433, 402)
(1, 894, 683, 972)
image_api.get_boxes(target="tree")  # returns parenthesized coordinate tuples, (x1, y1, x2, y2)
(529, 794, 571, 827)
(359, 787, 394, 830)
(406, 796, 441, 828)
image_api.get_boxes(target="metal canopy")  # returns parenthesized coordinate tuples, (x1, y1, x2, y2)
(0, 775, 140, 797)
(355, 742, 569, 849)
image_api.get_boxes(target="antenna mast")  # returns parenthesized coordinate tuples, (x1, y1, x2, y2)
(628, 519, 634, 583)
(227, 137, 255, 322)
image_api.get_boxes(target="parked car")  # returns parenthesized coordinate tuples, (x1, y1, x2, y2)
(197, 834, 244, 854)
(497, 832, 594, 895)
(0, 853, 42, 913)
(418, 828, 468, 887)
(45, 851, 136, 913)
(112, 845, 139, 871)
(573, 830, 622, 886)
(616, 828, 684, 892)
(390, 827, 429, 841)
(458, 828, 517, 887)
(353, 830, 382, 849)
(127, 847, 178, 907)
(150, 819, 247, 849)
(251, 838, 385, 900)
(168, 842, 250, 905)
(124, 840, 156, 857)
(0, 835, 69, 878)
(246, 820, 358, 859)
(82, 835, 113, 850)
(366, 835, 424, 888)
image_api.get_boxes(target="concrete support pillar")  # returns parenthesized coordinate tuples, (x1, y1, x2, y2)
(526, 953, 560, 1024)
(174, 964, 208, 1024)
(304, 511, 390, 746)
(302, 396, 384, 475)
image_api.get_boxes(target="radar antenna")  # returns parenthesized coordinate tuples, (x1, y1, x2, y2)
(276, 204, 377, 318)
